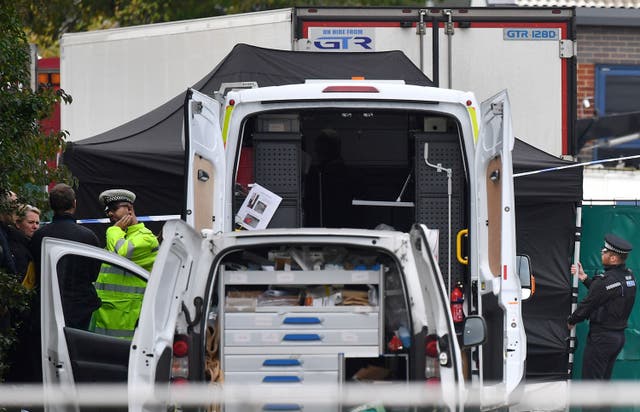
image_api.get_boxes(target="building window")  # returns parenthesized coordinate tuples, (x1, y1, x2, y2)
(595, 65, 640, 115)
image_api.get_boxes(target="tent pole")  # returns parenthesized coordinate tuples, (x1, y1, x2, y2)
(568, 202, 582, 380)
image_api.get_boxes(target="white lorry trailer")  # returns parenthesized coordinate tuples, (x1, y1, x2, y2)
(41, 78, 532, 410)
(60, 6, 576, 157)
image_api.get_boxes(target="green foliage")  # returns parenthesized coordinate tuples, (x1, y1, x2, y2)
(1, 1, 73, 212)
(0, 0, 71, 381)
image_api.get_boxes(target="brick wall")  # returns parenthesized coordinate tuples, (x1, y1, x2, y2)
(577, 63, 595, 118)
(576, 26, 640, 118)
(578, 26, 640, 65)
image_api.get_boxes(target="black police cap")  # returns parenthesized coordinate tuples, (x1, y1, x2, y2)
(604, 233, 633, 254)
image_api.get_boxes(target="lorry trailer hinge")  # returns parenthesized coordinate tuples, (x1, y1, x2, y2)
(443, 9, 454, 36)
(559, 39, 575, 59)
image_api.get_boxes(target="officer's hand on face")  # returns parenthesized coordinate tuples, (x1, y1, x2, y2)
(568, 323, 575, 330)
(115, 213, 133, 230)
(571, 262, 587, 282)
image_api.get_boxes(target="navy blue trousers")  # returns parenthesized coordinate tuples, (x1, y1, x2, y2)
(582, 328, 625, 380)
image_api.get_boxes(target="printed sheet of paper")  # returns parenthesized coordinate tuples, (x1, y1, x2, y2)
(235, 184, 282, 230)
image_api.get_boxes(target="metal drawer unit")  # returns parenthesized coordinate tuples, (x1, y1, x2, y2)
(219, 267, 384, 411)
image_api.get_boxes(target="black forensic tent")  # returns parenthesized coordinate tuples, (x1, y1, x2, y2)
(513, 138, 583, 381)
(63, 43, 582, 381)
(63, 43, 433, 223)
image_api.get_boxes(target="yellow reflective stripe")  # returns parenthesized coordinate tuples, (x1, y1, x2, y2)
(94, 283, 146, 295)
(222, 104, 234, 144)
(467, 106, 479, 143)
(94, 327, 135, 339)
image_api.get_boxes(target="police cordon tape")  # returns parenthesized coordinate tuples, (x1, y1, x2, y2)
(514, 154, 640, 178)
(2, 382, 640, 409)
(76, 215, 180, 224)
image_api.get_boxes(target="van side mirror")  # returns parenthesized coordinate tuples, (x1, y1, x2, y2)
(516, 254, 535, 300)
(462, 315, 486, 347)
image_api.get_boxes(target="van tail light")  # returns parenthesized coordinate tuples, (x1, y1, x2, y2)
(322, 85, 379, 93)
(425, 334, 441, 383)
(171, 334, 190, 383)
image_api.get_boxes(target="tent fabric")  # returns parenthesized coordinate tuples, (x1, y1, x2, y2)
(512, 140, 582, 380)
(63, 44, 580, 381)
(513, 138, 583, 203)
(63, 43, 433, 221)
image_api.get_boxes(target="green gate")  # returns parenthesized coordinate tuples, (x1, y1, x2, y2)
(573, 204, 640, 383)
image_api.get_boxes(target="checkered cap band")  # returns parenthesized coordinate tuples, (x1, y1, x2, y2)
(604, 240, 630, 254)
(99, 189, 136, 206)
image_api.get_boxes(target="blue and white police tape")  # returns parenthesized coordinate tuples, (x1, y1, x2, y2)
(77, 214, 181, 224)
(514, 154, 640, 178)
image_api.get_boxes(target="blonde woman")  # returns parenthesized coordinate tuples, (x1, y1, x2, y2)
(15, 205, 40, 239)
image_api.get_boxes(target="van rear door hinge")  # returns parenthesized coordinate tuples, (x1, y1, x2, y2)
(491, 102, 503, 116)
(191, 101, 203, 116)
(559, 40, 575, 59)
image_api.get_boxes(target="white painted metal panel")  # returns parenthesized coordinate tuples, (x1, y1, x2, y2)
(60, 9, 293, 141)
(440, 26, 564, 156)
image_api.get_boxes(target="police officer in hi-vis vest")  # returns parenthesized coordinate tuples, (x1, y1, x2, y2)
(568, 233, 636, 381)
(92, 189, 159, 339)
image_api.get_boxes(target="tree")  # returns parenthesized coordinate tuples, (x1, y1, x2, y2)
(0, 0, 72, 381)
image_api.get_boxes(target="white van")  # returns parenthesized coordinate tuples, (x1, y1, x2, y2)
(42, 81, 525, 411)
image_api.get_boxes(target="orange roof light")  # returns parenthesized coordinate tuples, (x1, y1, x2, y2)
(351, 76, 365, 80)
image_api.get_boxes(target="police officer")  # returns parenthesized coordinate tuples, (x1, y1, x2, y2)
(92, 189, 159, 339)
(568, 233, 636, 381)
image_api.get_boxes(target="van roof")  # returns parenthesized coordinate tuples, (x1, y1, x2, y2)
(227, 80, 476, 107)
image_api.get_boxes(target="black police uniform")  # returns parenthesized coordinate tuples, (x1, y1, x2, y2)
(568, 235, 636, 380)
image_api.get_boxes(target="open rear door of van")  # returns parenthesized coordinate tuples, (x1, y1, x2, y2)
(410, 224, 465, 411)
(129, 88, 226, 410)
(127, 220, 205, 410)
(474, 90, 525, 406)
(183, 88, 227, 234)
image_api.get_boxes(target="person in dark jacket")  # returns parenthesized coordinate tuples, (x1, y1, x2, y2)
(0, 190, 18, 276)
(568, 233, 636, 381)
(6, 225, 32, 277)
(28, 183, 101, 382)
(7, 205, 41, 277)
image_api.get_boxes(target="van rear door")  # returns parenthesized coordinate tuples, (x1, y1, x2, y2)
(184, 88, 227, 234)
(127, 219, 205, 406)
(410, 224, 465, 410)
(129, 87, 227, 409)
(475, 90, 525, 404)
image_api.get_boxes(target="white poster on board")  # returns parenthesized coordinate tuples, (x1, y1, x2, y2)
(235, 184, 282, 230)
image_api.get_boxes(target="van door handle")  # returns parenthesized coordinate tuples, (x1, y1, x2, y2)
(262, 375, 301, 383)
(262, 403, 302, 411)
(283, 317, 321, 325)
(263, 359, 302, 367)
(283, 333, 321, 341)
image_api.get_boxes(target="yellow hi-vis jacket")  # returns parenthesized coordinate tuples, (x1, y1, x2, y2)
(92, 222, 159, 339)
